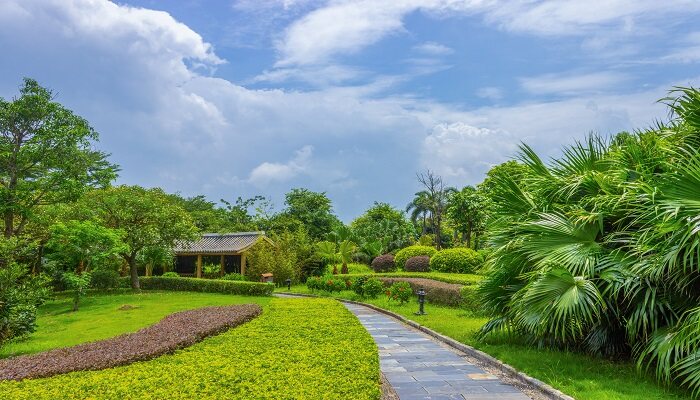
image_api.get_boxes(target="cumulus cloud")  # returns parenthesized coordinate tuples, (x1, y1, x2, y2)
(249, 145, 313, 186)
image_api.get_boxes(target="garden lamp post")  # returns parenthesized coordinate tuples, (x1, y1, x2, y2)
(415, 287, 426, 315)
(285, 278, 292, 291)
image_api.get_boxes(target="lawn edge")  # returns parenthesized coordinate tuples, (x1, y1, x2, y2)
(277, 292, 575, 400)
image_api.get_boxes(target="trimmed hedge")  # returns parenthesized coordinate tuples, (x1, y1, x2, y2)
(371, 254, 395, 273)
(0, 299, 381, 400)
(429, 248, 480, 274)
(394, 246, 436, 270)
(0, 304, 262, 380)
(404, 255, 430, 272)
(118, 277, 274, 296)
(341, 272, 483, 286)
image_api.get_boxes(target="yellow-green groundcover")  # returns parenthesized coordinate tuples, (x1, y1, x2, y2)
(0, 298, 381, 399)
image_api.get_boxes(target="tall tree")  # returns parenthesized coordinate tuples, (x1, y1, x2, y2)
(80, 186, 198, 289)
(416, 170, 455, 249)
(46, 220, 127, 273)
(351, 202, 413, 253)
(283, 188, 341, 241)
(406, 192, 431, 235)
(0, 78, 117, 239)
(446, 186, 487, 248)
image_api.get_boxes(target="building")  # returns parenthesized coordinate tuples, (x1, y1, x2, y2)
(172, 232, 272, 278)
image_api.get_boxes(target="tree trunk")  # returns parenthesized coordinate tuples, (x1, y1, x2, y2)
(332, 264, 338, 275)
(435, 214, 442, 250)
(128, 254, 140, 290)
(3, 211, 13, 239)
(341, 262, 348, 274)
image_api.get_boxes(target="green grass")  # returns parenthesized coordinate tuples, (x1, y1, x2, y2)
(280, 286, 692, 400)
(0, 295, 380, 400)
(325, 262, 374, 274)
(1, 291, 272, 358)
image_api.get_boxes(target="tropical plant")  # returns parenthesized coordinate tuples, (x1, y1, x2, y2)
(338, 240, 356, 274)
(315, 241, 339, 274)
(478, 87, 700, 396)
(415, 170, 456, 249)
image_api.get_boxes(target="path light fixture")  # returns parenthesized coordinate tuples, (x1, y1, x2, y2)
(415, 287, 426, 315)
(285, 278, 292, 291)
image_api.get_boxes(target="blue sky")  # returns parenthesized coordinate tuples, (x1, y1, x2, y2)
(1, 1, 699, 221)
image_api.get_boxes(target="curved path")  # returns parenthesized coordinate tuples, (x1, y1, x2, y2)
(344, 303, 530, 400)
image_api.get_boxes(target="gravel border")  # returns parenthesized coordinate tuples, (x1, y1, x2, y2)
(0, 304, 262, 381)
(277, 293, 575, 400)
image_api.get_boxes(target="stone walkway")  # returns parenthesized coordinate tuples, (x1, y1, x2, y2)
(344, 303, 530, 400)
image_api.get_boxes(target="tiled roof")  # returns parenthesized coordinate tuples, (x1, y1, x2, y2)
(174, 232, 267, 254)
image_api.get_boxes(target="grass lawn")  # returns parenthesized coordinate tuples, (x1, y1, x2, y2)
(0, 294, 380, 400)
(279, 285, 692, 400)
(0, 290, 273, 358)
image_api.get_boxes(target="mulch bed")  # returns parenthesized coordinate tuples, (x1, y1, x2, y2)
(0, 304, 262, 381)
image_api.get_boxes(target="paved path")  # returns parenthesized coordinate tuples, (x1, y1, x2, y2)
(344, 303, 530, 400)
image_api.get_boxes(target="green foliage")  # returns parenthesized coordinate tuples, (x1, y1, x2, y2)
(80, 185, 198, 289)
(387, 281, 412, 304)
(246, 238, 294, 285)
(220, 273, 246, 281)
(0, 78, 117, 238)
(394, 245, 437, 270)
(342, 272, 483, 286)
(417, 234, 434, 246)
(46, 220, 127, 273)
(338, 239, 356, 274)
(478, 88, 700, 396)
(446, 186, 488, 248)
(0, 298, 381, 400)
(137, 246, 173, 277)
(282, 188, 342, 241)
(306, 276, 351, 293)
(118, 276, 274, 296)
(61, 272, 91, 311)
(351, 202, 414, 253)
(404, 255, 430, 272)
(0, 262, 50, 346)
(201, 263, 221, 279)
(89, 269, 120, 290)
(351, 275, 369, 297)
(430, 248, 481, 273)
(161, 272, 179, 278)
(361, 278, 384, 299)
(371, 254, 395, 273)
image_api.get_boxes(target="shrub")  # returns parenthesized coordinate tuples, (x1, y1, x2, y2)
(429, 248, 480, 273)
(220, 273, 246, 281)
(370, 254, 395, 273)
(90, 270, 120, 290)
(245, 240, 294, 286)
(377, 277, 462, 307)
(394, 246, 436, 270)
(387, 281, 412, 304)
(202, 263, 221, 279)
(162, 272, 179, 278)
(361, 278, 384, 299)
(306, 276, 349, 293)
(0, 304, 262, 380)
(118, 277, 274, 296)
(404, 255, 430, 272)
(351, 275, 369, 297)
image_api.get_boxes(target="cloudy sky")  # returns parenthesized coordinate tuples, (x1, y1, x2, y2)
(1, 1, 699, 221)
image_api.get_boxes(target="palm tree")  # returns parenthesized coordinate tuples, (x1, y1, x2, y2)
(315, 241, 339, 274)
(338, 240, 356, 274)
(416, 170, 456, 249)
(406, 191, 431, 235)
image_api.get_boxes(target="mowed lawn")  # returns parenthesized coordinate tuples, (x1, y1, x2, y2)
(0, 294, 381, 400)
(282, 285, 693, 400)
(0, 291, 272, 358)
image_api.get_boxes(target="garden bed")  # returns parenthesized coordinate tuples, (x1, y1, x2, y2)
(0, 304, 262, 380)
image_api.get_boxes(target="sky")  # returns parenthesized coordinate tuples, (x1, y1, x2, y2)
(1, 0, 699, 221)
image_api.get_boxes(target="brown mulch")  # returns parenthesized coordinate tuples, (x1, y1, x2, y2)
(0, 304, 262, 381)
(380, 372, 400, 400)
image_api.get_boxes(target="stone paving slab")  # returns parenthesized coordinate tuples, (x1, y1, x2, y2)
(344, 303, 530, 400)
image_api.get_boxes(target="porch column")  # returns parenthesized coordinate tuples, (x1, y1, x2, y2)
(220, 255, 225, 276)
(241, 252, 246, 276)
(196, 254, 202, 278)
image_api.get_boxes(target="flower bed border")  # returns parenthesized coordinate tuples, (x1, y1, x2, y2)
(0, 304, 262, 381)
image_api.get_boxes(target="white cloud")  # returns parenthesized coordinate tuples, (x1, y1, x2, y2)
(249, 145, 314, 186)
(520, 71, 629, 96)
(476, 87, 503, 100)
(413, 41, 453, 55)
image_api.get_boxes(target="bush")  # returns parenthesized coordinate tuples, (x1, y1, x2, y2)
(429, 248, 480, 273)
(370, 254, 395, 273)
(377, 277, 462, 307)
(404, 255, 430, 272)
(361, 278, 384, 299)
(220, 273, 246, 281)
(0, 262, 49, 344)
(62, 272, 92, 311)
(394, 246, 436, 270)
(351, 275, 369, 297)
(90, 270, 120, 290)
(306, 276, 350, 293)
(118, 277, 274, 296)
(162, 272, 179, 278)
(245, 240, 294, 286)
(386, 281, 412, 304)
(202, 263, 221, 279)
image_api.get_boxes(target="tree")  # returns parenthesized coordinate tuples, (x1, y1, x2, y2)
(137, 246, 174, 276)
(0, 78, 117, 239)
(283, 188, 341, 241)
(80, 186, 198, 289)
(415, 170, 455, 249)
(46, 220, 127, 273)
(338, 240, 356, 274)
(351, 202, 413, 253)
(315, 241, 339, 274)
(446, 186, 487, 248)
(406, 192, 431, 235)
